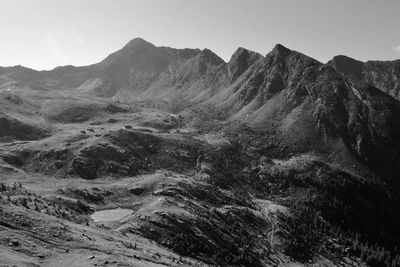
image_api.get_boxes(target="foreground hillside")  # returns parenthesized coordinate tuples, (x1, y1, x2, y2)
(1, 39, 400, 267)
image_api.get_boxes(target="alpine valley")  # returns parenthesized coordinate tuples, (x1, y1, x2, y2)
(1, 38, 400, 267)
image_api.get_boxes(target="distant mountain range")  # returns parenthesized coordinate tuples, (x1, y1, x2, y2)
(2, 38, 400, 101)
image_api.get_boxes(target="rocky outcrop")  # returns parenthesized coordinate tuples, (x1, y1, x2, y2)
(70, 130, 160, 179)
(0, 114, 49, 141)
(364, 60, 400, 100)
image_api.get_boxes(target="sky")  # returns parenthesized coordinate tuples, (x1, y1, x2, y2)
(1, 0, 400, 70)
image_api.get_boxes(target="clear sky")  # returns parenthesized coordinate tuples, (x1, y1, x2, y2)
(1, 0, 400, 70)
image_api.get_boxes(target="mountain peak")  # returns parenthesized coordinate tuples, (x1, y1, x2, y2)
(231, 47, 263, 60)
(198, 48, 225, 66)
(329, 55, 364, 79)
(331, 55, 364, 67)
(233, 47, 251, 55)
(264, 43, 293, 61)
(265, 43, 321, 67)
(123, 38, 156, 50)
(228, 47, 263, 80)
(272, 43, 291, 54)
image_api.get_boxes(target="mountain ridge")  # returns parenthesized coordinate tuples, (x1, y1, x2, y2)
(329, 55, 400, 100)
(3, 38, 400, 102)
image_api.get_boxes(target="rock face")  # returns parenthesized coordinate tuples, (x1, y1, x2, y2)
(227, 47, 263, 81)
(329, 55, 400, 100)
(328, 55, 364, 80)
(364, 60, 400, 99)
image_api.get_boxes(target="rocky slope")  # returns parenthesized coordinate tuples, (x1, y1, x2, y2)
(216, 44, 400, 186)
(329, 55, 400, 100)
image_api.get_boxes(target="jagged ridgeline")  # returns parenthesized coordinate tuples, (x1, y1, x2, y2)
(1, 38, 400, 266)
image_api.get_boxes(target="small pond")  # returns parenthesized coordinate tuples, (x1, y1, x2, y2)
(90, 208, 134, 222)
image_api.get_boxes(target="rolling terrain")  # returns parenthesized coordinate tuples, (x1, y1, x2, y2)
(1, 38, 400, 267)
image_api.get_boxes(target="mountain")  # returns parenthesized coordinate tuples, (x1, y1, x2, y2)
(216, 44, 400, 186)
(1, 38, 400, 267)
(329, 55, 400, 100)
